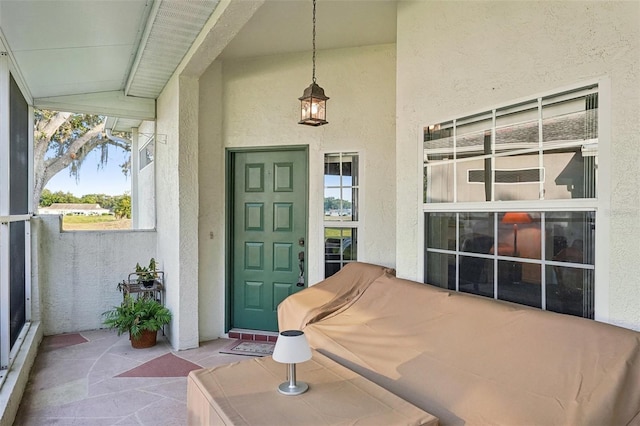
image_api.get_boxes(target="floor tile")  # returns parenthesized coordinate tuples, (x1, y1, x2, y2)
(14, 330, 249, 425)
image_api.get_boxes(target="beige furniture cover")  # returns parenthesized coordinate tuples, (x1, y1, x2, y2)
(187, 349, 437, 425)
(278, 262, 640, 426)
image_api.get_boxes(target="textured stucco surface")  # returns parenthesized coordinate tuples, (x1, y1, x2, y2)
(396, 1, 640, 330)
(195, 44, 396, 338)
(34, 215, 156, 335)
(198, 60, 225, 341)
(155, 73, 200, 349)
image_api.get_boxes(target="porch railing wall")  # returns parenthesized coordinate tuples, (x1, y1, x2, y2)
(33, 215, 157, 335)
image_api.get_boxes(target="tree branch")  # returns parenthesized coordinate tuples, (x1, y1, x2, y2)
(37, 111, 72, 140)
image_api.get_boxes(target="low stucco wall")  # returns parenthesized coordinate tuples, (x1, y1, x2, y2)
(34, 215, 157, 335)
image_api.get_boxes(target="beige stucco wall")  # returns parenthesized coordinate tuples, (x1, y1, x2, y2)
(33, 215, 156, 335)
(156, 73, 200, 349)
(396, 1, 640, 331)
(198, 60, 226, 341)
(197, 43, 396, 338)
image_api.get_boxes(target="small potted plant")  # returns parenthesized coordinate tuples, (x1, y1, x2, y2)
(102, 295, 171, 348)
(135, 258, 158, 288)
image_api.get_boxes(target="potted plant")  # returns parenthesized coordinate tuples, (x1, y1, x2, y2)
(102, 295, 171, 348)
(135, 258, 158, 288)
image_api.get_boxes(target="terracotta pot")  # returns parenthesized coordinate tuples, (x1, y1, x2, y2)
(130, 329, 158, 349)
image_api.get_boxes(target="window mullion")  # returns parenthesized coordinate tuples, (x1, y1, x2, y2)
(540, 213, 546, 310)
(492, 212, 498, 299)
(455, 212, 460, 292)
(453, 119, 457, 203)
(491, 110, 496, 202)
(538, 97, 544, 200)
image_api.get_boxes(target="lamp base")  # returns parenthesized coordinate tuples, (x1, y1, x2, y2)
(277, 381, 309, 396)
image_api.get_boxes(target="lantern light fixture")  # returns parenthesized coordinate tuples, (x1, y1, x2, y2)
(298, 0, 329, 126)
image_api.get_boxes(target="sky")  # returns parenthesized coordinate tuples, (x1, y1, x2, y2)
(45, 148, 131, 196)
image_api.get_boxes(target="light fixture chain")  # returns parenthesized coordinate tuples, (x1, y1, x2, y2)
(312, 0, 316, 83)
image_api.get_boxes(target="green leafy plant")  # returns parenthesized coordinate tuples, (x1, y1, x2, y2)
(102, 295, 171, 339)
(135, 258, 157, 284)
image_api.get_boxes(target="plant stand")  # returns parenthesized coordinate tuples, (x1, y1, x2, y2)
(117, 271, 166, 336)
(118, 271, 165, 305)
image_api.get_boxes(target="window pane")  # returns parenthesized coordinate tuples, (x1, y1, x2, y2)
(324, 153, 357, 220)
(459, 212, 494, 254)
(542, 92, 598, 143)
(10, 221, 26, 348)
(546, 211, 594, 264)
(10, 75, 29, 215)
(497, 260, 542, 308)
(425, 164, 454, 203)
(494, 153, 541, 201)
(425, 251, 455, 290)
(139, 137, 154, 170)
(424, 121, 454, 162)
(495, 102, 539, 152)
(459, 255, 493, 297)
(425, 212, 456, 250)
(324, 228, 356, 278)
(458, 158, 490, 202)
(546, 266, 594, 319)
(543, 147, 596, 200)
(456, 115, 492, 159)
(497, 212, 541, 260)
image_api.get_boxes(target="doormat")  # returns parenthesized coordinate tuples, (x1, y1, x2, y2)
(220, 339, 275, 357)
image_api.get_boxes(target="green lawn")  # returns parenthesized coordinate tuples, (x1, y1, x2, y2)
(62, 215, 131, 230)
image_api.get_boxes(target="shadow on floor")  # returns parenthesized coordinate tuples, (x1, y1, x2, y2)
(14, 329, 249, 425)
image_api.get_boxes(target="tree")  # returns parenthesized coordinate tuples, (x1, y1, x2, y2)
(113, 194, 131, 219)
(39, 189, 79, 207)
(33, 110, 131, 208)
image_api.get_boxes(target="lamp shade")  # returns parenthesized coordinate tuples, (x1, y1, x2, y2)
(272, 330, 312, 364)
(502, 212, 532, 224)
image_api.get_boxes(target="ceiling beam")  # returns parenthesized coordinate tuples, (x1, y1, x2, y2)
(179, 0, 265, 78)
(34, 91, 155, 120)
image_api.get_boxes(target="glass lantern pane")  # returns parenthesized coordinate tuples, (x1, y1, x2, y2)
(311, 99, 326, 120)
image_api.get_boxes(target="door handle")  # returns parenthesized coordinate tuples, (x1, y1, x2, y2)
(297, 251, 305, 287)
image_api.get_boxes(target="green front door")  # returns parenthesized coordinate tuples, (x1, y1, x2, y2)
(230, 148, 308, 331)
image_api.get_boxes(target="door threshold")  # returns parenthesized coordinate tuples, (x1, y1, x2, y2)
(228, 328, 279, 342)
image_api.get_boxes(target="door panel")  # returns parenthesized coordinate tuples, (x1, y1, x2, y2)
(231, 149, 307, 331)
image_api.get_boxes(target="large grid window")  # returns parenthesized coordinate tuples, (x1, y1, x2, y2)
(423, 84, 599, 319)
(324, 153, 359, 277)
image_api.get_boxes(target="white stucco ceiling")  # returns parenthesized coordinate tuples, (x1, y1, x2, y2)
(220, 0, 397, 59)
(0, 0, 396, 130)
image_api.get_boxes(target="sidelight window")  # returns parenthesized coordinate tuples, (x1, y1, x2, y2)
(324, 152, 359, 277)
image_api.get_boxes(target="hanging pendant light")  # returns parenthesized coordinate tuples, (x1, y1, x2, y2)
(298, 0, 329, 126)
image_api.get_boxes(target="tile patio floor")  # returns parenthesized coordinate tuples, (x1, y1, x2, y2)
(13, 329, 251, 425)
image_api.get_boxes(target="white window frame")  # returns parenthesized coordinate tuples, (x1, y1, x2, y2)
(322, 151, 361, 277)
(419, 77, 611, 322)
(0, 52, 34, 387)
(138, 133, 155, 171)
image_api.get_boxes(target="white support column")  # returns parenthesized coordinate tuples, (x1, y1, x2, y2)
(25, 106, 34, 321)
(131, 127, 140, 229)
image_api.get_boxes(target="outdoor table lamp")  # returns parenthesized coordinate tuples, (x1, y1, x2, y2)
(272, 330, 312, 395)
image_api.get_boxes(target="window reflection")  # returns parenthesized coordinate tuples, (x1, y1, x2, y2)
(424, 211, 594, 319)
